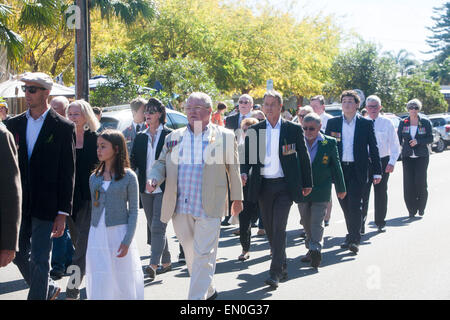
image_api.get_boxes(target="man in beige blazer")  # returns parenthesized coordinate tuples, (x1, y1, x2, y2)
(147, 92, 243, 300)
(0, 125, 22, 268)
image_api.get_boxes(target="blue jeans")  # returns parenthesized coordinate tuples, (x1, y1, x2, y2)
(13, 215, 59, 300)
(51, 225, 74, 273)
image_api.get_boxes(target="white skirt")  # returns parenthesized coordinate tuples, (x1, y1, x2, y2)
(86, 209, 144, 300)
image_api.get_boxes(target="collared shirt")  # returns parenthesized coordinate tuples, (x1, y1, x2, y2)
(262, 117, 284, 178)
(319, 112, 333, 131)
(370, 115, 401, 165)
(307, 133, 324, 163)
(341, 115, 357, 162)
(26, 108, 68, 216)
(175, 124, 210, 218)
(133, 121, 145, 133)
(26, 108, 51, 160)
(145, 124, 163, 194)
(238, 112, 252, 128)
(409, 125, 419, 158)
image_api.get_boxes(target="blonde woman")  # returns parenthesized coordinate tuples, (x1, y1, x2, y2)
(65, 99, 100, 299)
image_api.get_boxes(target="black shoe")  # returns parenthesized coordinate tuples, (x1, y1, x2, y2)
(178, 253, 186, 265)
(207, 290, 218, 300)
(251, 223, 258, 228)
(377, 226, 386, 233)
(221, 221, 230, 226)
(265, 274, 279, 289)
(50, 270, 64, 281)
(419, 211, 424, 216)
(324, 220, 329, 227)
(348, 243, 359, 254)
(310, 250, 322, 268)
(340, 242, 349, 249)
(299, 231, 306, 239)
(280, 270, 288, 281)
(300, 251, 312, 263)
(145, 265, 156, 279)
(156, 264, 172, 275)
(360, 225, 365, 235)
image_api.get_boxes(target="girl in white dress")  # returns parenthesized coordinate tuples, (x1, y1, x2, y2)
(85, 129, 144, 300)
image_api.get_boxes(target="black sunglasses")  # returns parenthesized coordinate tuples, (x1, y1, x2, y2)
(239, 100, 250, 104)
(303, 126, 317, 132)
(408, 105, 419, 110)
(21, 85, 47, 94)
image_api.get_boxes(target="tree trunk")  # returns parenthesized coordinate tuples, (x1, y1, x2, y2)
(75, 0, 90, 101)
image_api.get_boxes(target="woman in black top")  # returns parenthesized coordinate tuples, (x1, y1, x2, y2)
(65, 99, 100, 299)
(397, 99, 433, 218)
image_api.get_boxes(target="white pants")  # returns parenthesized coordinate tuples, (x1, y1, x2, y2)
(172, 213, 221, 300)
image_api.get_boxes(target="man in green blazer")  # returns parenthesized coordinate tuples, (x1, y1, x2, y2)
(298, 113, 346, 268)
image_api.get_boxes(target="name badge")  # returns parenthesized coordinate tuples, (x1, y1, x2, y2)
(282, 143, 296, 156)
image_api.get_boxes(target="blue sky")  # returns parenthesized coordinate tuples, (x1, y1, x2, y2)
(264, 0, 447, 61)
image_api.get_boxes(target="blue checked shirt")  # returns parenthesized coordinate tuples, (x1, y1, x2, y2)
(175, 125, 210, 218)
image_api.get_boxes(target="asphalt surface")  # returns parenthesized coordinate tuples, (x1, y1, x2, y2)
(1, 149, 450, 300)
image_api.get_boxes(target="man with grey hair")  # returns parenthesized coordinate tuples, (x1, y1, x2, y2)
(310, 95, 332, 131)
(225, 93, 254, 134)
(361, 95, 400, 233)
(298, 112, 346, 268)
(241, 90, 312, 288)
(50, 96, 69, 118)
(147, 92, 243, 300)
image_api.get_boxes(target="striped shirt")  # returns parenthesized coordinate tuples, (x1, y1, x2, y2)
(175, 125, 210, 218)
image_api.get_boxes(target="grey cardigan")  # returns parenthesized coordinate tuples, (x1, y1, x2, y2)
(89, 169, 139, 246)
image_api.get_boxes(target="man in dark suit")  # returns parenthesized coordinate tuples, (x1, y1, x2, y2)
(241, 90, 312, 289)
(325, 90, 381, 254)
(123, 97, 147, 154)
(6, 72, 75, 300)
(0, 125, 22, 268)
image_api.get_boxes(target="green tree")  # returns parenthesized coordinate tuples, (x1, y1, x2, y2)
(398, 76, 448, 114)
(426, 2, 450, 63)
(384, 49, 419, 76)
(329, 41, 401, 112)
(424, 56, 450, 85)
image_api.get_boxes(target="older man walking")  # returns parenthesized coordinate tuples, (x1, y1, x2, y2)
(147, 92, 243, 300)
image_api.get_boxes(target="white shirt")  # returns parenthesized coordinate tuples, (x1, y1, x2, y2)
(370, 115, 401, 166)
(145, 125, 163, 194)
(341, 115, 357, 162)
(261, 117, 284, 178)
(238, 112, 252, 128)
(26, 108, 69, 216)
(26, 108, 51, 160)
(409, 125, 418, 158)
(319, 112, 333, 131)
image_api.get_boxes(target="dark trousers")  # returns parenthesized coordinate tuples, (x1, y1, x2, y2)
(238, 200, 258, 252)
(258, 178, 293, 277)
(13, 215, 58, 300)
(362, 156, 390, 228)
(338, 163, 365, 244)
(402, 156, 429, 216)
(51, 225, 74, 273)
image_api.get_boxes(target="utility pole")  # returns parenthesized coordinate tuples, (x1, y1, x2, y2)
(75, 0, 90, 101)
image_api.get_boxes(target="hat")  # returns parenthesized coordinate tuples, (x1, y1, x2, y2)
(20, 72, 53, 90)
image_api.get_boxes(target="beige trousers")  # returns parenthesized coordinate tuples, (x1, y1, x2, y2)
(172, 213, 221, 300)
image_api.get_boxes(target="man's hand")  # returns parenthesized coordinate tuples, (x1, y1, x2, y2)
(373, 177, 381, 185)
(241, 173, 248, 187)
(409, 139, 418, 147)
(0, 250, 15, 267)
(385, 164, 394, 173)
(51, 214, 66, 238)
(302, 188, 312, 197)
(337, 192, 347, 200)
(146, 179, 158, 193)
(231, 200, 243, 216)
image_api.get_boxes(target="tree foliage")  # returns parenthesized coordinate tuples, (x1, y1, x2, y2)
(426, 2, 450, 63)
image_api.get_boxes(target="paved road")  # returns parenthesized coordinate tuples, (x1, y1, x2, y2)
(1, 149, 450, 300)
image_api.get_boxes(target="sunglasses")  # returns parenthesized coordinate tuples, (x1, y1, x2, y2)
(21, 85, 47, 94)
(145, 109, 160, 114)
(239, 100, 250, 105)
(408, 105, 419, 110)
(302, 126, 317, 132)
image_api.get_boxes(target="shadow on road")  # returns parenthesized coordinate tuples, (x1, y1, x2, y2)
(0, 279, 28, 295)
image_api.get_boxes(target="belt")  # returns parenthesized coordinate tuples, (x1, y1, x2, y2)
(341, 161, 354, 166)
(262, 177, 285, 183)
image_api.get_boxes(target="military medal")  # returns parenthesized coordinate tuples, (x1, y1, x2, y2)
(94, 189, 100, 207)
